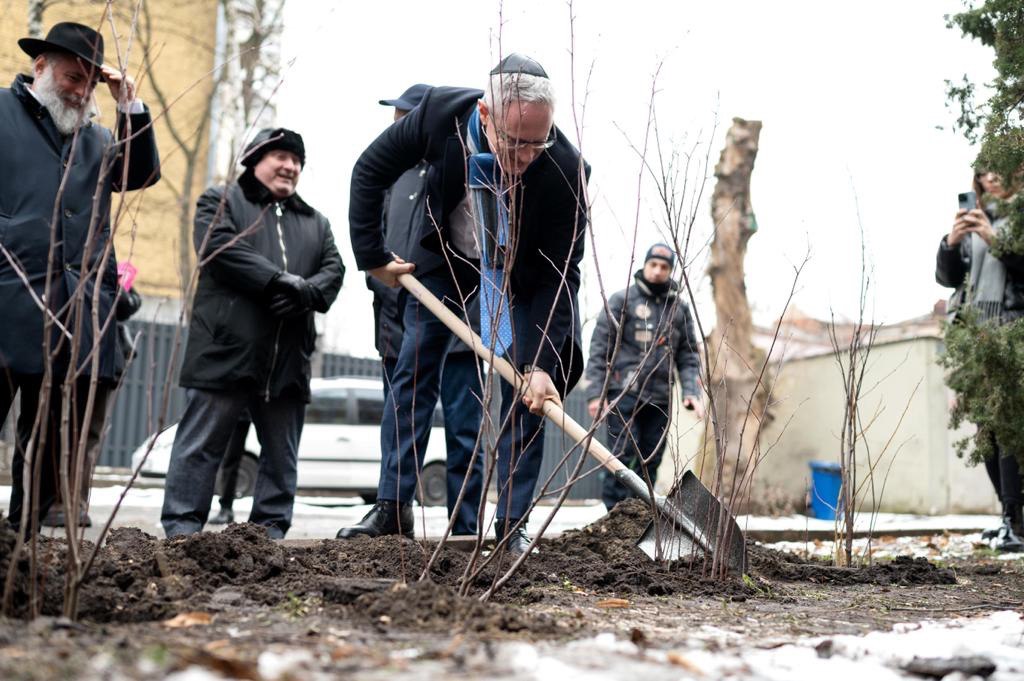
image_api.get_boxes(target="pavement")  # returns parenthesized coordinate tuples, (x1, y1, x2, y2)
(0, 478, 1003, 547)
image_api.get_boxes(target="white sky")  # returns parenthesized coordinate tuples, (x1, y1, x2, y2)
(276, 0, 995, 357)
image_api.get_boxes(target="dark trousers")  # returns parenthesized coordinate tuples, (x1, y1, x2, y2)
(382, 348, 484, 534)
(217, 414, 252, 511)
(984, 432, 1022, 507)
(1, 372, 106, 532)
(495, 377, 547, 522)
(160, 388, 305, 539)
(440, 351, 485, 534)
(377, 273, 482, 520)
(51, 387, 112, 518)
(601, 397, 671, 510)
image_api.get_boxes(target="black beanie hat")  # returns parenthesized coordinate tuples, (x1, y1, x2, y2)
(644, 243, 676, 268)
(241, 127, 306, 168)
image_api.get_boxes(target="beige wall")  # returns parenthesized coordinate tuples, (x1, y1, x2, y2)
(0, 0, 219, 298)
(658, 337, 996, 515)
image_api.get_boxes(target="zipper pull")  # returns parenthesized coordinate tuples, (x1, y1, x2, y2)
(275, 203, 283, 217)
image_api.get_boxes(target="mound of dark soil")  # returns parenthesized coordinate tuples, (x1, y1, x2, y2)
(749, 543, 958, 585)
(521, 500, 747, 599)
(0, 500, 959, 627)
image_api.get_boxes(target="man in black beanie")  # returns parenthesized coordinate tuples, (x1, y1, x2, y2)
(584, 243, 704, 511)
(161, 128, 344, 539)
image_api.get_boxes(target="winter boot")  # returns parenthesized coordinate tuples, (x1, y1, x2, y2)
(336, 500, 414, 539)
(991, 504, 1024, 553)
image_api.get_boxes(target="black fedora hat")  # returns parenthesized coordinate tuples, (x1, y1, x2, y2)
(18, 22, 106, 81)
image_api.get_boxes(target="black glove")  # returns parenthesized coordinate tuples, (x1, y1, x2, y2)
(267, 271, 314, 317)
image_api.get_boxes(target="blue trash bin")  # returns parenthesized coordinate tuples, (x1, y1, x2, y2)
(809, 461, 843, 520)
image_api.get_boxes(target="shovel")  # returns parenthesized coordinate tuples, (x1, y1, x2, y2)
(397, 273, 747, 575)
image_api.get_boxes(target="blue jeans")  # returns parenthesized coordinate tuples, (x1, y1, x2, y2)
(161, 388, 305, 539)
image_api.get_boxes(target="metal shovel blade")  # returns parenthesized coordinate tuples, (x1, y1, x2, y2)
(637, 471, 748, 574)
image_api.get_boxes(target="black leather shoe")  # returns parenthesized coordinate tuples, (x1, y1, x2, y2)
(336, 501, 413, 539)
(496, 518, 536, 556)
(209, 508, 234, 525)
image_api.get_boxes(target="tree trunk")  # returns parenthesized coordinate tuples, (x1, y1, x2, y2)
(705, 117, 766, 514)
(27, 0, 47, 38)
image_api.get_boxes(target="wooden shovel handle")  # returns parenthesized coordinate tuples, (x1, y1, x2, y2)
(397, 272, 626, 474)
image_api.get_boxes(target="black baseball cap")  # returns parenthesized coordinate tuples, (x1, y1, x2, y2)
(379, 83, 431, 111)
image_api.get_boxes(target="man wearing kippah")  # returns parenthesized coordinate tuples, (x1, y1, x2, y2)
(367, 85, 485, 536)
(340, 54, 590, 554)
(0, 22, 160, 534)
(584, 243, 704, 511)
(160, 128, 344, 539)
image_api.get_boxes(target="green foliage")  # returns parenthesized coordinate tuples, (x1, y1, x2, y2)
(987, 194, 1024, 258)
(940, 307, 1024, 467)
(948, 2, 1024, 255)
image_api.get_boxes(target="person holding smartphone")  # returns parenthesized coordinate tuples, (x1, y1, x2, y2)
(937, 168, 1024, 552)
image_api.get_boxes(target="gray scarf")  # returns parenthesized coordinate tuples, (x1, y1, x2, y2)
(967, 213, 1008, 323)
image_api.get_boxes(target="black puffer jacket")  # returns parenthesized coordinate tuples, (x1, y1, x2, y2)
(0, 74, 160, 378)
(585, 271, 701, 406)
(179, 170, 344, 401)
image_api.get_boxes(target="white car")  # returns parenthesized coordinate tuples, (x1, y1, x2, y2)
(130, 376, 449, 505)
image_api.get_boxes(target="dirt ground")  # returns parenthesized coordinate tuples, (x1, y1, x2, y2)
(0, 500, 1021, 680)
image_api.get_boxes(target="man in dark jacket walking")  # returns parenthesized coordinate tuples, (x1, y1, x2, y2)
(337, 54, 589, 554)
(368, 84, 485, 535)
(0, 23, 160, 533)
(585, 244, 703, 510)
(161, 128, 344, 539)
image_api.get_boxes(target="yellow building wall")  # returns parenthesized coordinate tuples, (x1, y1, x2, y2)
(0, 0, 219, 298)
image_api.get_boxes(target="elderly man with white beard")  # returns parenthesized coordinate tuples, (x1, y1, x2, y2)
(0, 22, 160, 534)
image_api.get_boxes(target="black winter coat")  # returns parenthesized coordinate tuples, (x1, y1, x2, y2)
(349, 87, 590, 389)
(0, 74, 160, 379)
(584, 272, 701, 406)
(179, 171, 344, 401)
(936, 227, 1024, 321)
(366, 161, 475, 359)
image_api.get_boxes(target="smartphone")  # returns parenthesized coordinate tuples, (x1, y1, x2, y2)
(958, 191, 977, 212)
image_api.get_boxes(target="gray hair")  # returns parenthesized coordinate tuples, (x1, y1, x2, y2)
(483, 72, 555, 120)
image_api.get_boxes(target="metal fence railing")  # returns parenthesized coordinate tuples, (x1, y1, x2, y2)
(1, 321, 602, 501)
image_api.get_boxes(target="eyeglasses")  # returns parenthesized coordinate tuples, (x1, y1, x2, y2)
(489, 121, 556, 152)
